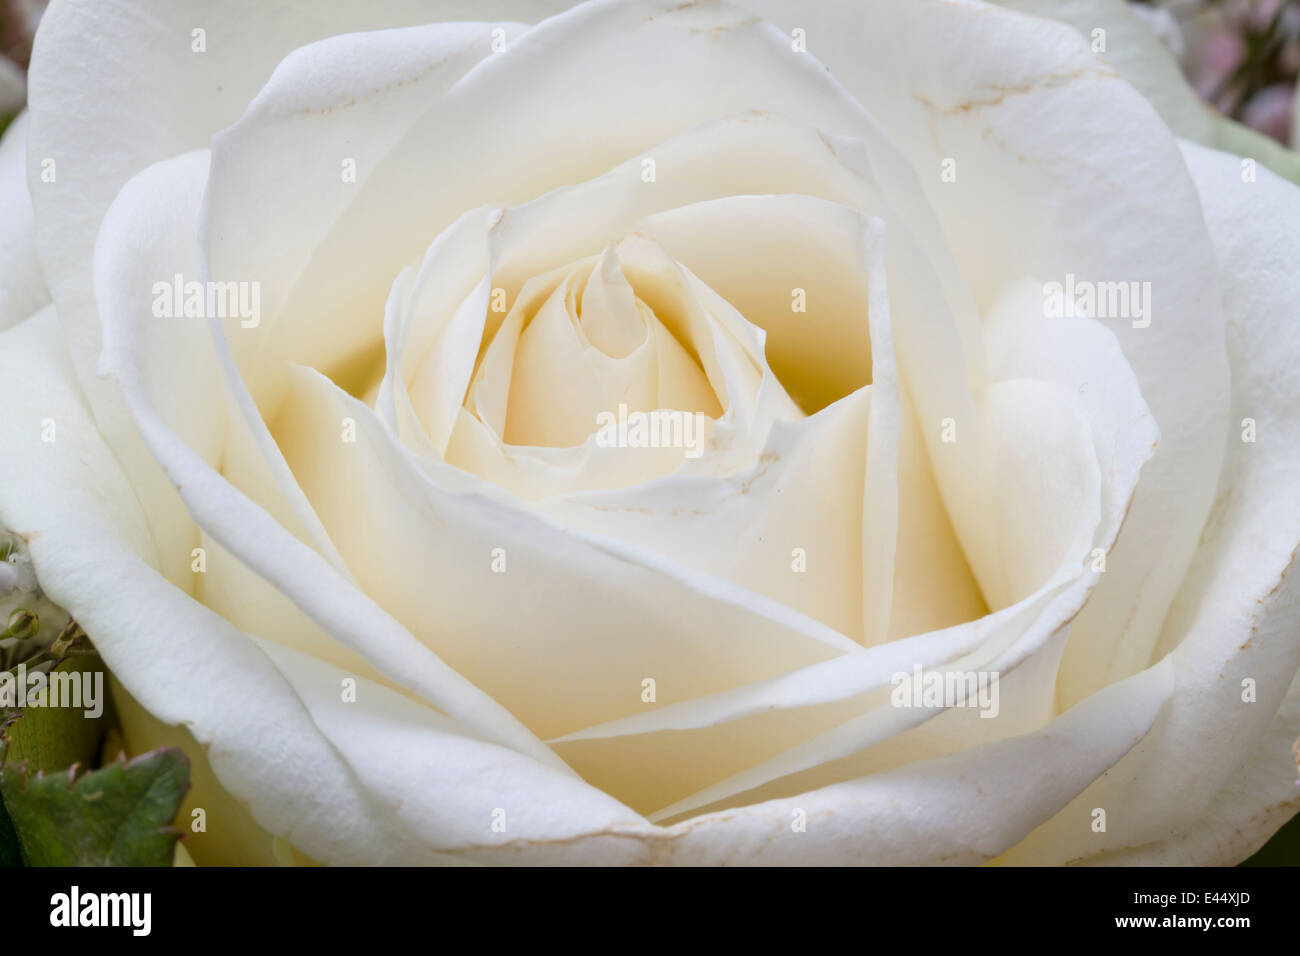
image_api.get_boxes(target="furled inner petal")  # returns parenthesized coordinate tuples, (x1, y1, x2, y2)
(431, 230, 786, 497)
(578, 245, 646, 360)
(501, 247, 722, 449)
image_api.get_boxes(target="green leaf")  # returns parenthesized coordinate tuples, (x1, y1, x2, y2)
(2, 652, 109, 773)
(0, 740, 190, 866)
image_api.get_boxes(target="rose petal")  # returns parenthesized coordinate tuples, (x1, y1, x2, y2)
(745, 0, 1229, 709)
(0, 113, 47, 330)
(203, 0, 984, 421)
(536, 197, 892, 640)
(550, 262, 1157, 818)
(250, 638, 648, 864)
(999, 145, 1300, 864)
(275, 366, 862, 744)
(204, 20, 533, 383)
(96, 162, 566, 771)
(986, 0, 1214, 141)
(647, 659, 1174, 865)
(27, 0, 569, 381)
(985, 0, 1300, 183)
(0, 311, 459, 864)
(25, 0, 571, 589)
(92, 150, 353, 595)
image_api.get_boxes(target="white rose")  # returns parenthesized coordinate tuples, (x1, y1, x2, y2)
(0, 0, 1297, 866)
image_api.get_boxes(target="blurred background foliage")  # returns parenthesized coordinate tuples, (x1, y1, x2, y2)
(1163, 0, 1300, 145)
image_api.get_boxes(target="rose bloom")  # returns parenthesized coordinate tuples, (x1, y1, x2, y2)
(0, 0, 1297, 866)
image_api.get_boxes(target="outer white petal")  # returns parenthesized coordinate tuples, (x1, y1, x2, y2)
(363, 653, 1173, 864)
(647, 660, 1175, 865)
(203, 0, 984, 414)
(23, 0, 573, 611)
(988, 0, 1300, 184)
(1000, 145, 1300, 864)
(871, 0, 1229, 707)
(89, 151, 399, 692)
(0, 312, 462, 864)
(0, 310, 646, 865)
(988, 0, 1212, 139)
(1080, 673, 1300, 865)
(91, 148, 363, 605)
(27, 0, 571, 380)
(250, 640, 649, 864)
(756, 0, 1299, 183)
(0, 113, 46, 329)
(203, 19, 532, 382)
(726, 2, 1230, 707)
(94, 155, 567, 772)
